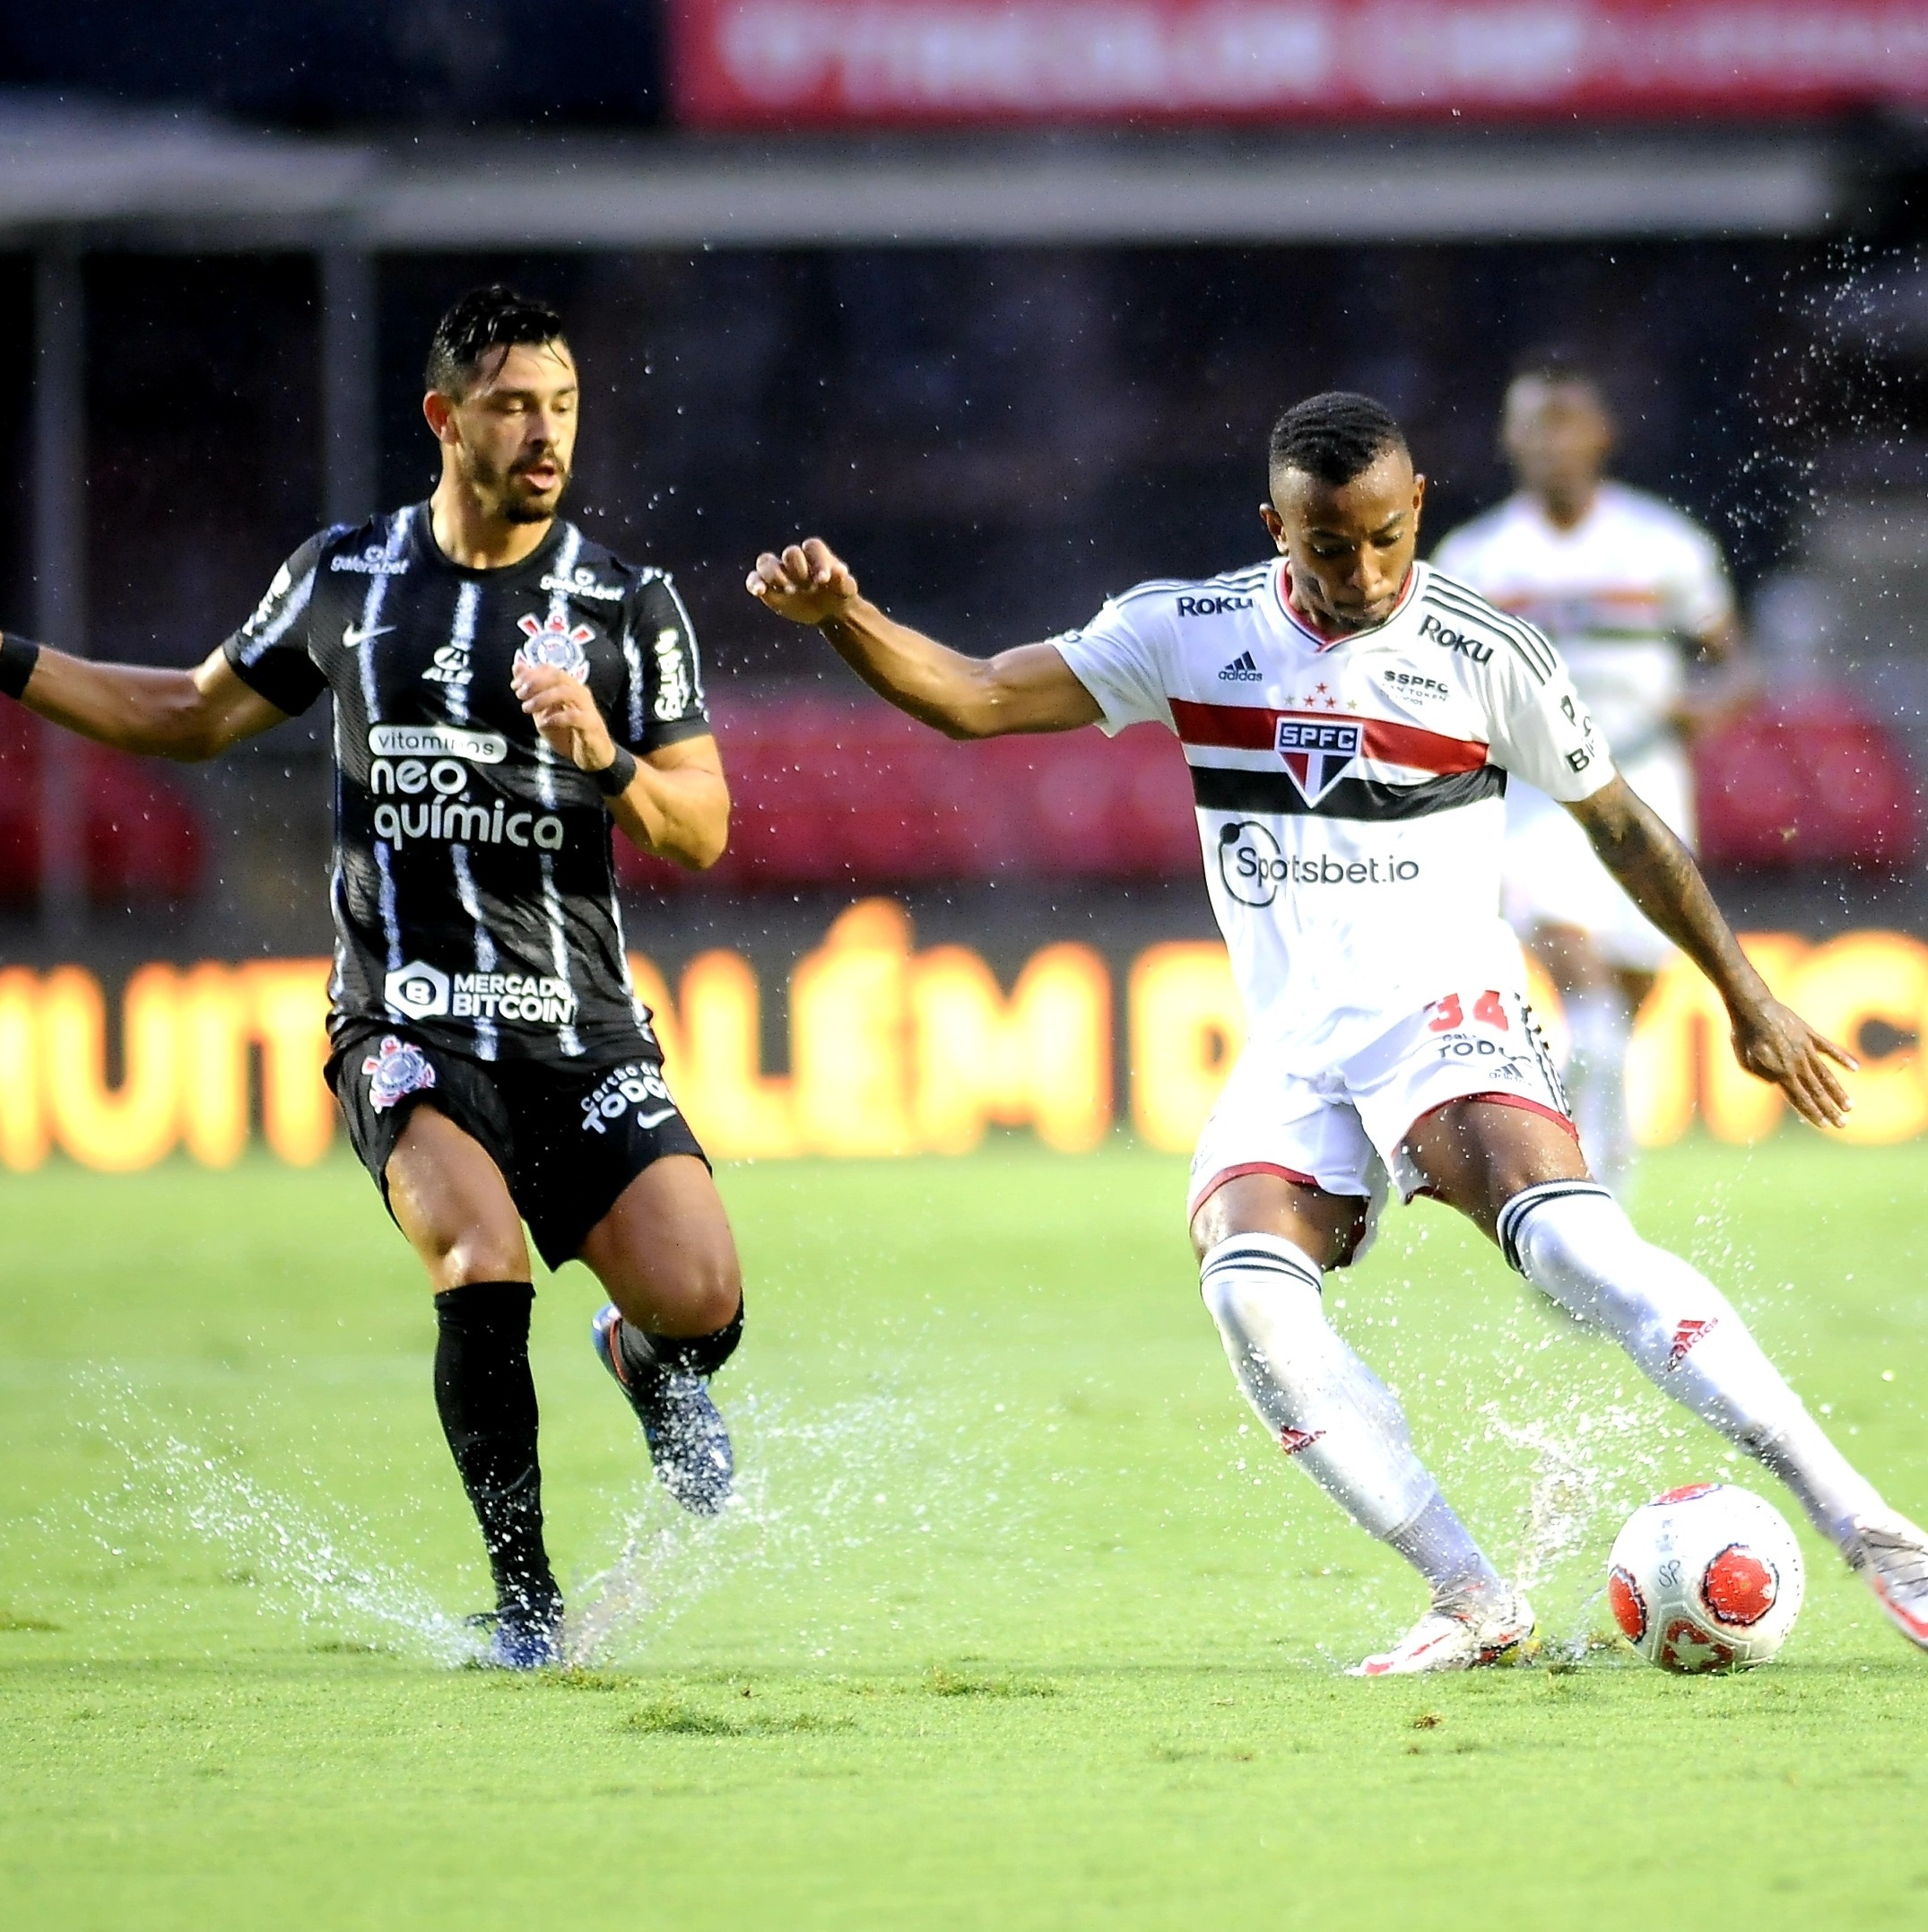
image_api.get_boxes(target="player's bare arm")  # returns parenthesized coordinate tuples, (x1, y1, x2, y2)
(746, 538, 1100, 737)
(510, 657, 728, 869)
(2, 638, 287, 760)
(1566, 774, 1855, 1127)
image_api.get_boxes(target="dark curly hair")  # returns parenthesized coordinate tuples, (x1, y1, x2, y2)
(425, 285, 568, 397)
(1267, 391, 1408, 488)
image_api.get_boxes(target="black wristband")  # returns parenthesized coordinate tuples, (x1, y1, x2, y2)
(592, 746, 638, 798)
(0, 632, 41, 701)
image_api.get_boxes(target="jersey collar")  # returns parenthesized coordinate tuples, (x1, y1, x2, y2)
(410, 501, 573, 581)
(1273, 559, 1419, 650)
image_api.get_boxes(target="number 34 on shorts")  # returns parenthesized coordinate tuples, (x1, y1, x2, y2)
(1425, 988, 1559, 1084)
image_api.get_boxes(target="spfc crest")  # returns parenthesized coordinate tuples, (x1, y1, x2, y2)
(1275, 715, 1363, 805)
(362, 1035, 437, 1113)
(514, 611, 595, 683)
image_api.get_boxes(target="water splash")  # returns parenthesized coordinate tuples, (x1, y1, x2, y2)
(568, 1387, 1012, 1665)
(72, 1376, 1012, 1671)
(82, 1385, 473, 1664)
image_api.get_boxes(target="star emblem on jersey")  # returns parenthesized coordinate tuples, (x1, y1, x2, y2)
(1274, 714, 1364, 805)
(361, 1035, 438, 1113)
(514, 612, 595, 683)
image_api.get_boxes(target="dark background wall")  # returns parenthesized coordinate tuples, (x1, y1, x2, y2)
(0, 2, 666, 127)
(0, 237, 1825, 678)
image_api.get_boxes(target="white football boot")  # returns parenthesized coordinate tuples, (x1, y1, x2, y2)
(1844, 1513, 1928, 1650)
(1347, 1585, 1535, 1677)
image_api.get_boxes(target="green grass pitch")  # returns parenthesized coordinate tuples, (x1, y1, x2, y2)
(3, 1136, 1926, 1928)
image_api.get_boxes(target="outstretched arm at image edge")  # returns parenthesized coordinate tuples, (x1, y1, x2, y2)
(2, 636, 289, 761)
(1567, 774, 1856, 1128)
(746, 539, 1101, 739)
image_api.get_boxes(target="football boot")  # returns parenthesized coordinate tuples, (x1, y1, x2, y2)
(1844, 1512, 1928, 1650)
(1348, 1585, 1535, 1676)
(592, 1304, 734, 1516)
(473, 1598, 564, 1671)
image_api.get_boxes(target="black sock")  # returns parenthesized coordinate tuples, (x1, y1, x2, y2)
(432, 1281, 559, 1620)
(615, 1302, 744, 1384)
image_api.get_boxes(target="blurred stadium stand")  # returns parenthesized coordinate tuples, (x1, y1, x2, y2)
(615, 700, 1197, 893)
(0, 704, 200, 904)
(1696, 693, 1921, 873)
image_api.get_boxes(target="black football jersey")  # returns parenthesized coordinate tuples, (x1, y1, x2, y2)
(222, 503, 710, 1068)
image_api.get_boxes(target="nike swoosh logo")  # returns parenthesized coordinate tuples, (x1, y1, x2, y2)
(343, 623, 395, 648)
(633, 1107, 678, 1129)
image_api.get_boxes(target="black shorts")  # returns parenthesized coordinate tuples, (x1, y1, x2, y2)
(327, 1024, 709, 1271)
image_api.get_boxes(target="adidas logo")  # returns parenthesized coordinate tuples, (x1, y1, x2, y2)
(1219, 650, 1263, 683)
(1667, 1317, 1718, 1370)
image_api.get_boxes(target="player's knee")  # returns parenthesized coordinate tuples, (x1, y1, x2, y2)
(615, 1241, 742, 1345)
(433, 1226, 530, 1289)
(676, 1246, 743, 1335)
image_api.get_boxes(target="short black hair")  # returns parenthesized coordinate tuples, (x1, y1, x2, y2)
(1268, 392, 1409, 488)
(425, 285, 568, 397)
(1509, 348, 1602, 395)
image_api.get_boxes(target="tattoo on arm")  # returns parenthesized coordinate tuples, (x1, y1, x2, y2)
(1576, 782, 1767, 1010)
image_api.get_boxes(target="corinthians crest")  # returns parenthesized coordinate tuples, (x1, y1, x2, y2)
(362, 1035, 438, 1113)
(1275, 715, 1363, 805)
(514, 611, 595, 683)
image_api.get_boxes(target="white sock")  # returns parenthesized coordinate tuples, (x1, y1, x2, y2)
(1499, 1181, 1885, 1545)
(1563, 991, 1634, 1195)
(1200, 1233, 1501, 1597)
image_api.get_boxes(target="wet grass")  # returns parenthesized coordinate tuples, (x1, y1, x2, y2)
(2, 1138, 1925, 1928)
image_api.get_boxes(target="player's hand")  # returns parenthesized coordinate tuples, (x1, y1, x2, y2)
(511, 658, 617, 774)
(1730, 998, 1858, 1130)
(746, 540, 860, 624)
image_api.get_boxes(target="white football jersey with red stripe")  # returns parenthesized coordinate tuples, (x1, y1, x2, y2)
(1431, 483, 1733, 760)
(1054, 558, 1612, 1056)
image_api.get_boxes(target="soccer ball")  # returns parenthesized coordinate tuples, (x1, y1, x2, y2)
(1607, 1484, 1805, 1673)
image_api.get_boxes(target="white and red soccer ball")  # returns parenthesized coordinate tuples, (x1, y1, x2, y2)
(1608, 1484, 1805, 1673)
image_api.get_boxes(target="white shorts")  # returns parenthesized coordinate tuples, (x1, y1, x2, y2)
(1502, 743, 1692, 973)
(1187, 987, 1576, 1265)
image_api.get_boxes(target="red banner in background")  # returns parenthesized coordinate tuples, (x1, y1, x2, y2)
(671, 1, 1928, 127)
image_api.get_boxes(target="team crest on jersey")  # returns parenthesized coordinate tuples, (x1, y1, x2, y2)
(361, 1035, 437, 1113)
(514, 612, 595, 683)
(1275, 715, 1363, 805)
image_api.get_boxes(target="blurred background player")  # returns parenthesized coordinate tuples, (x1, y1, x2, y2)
(0, 287, 744, 1667)
(747, 392, 1928, 1675)
(1435, 357, 1750, 1194)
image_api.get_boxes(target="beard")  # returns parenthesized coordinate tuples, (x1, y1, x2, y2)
(464, 442, 569, 524)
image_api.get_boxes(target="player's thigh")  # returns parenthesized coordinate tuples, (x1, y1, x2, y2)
(1186, 1044, 1379, 1267)
(1190, 1171, 1368, 1269)
(385, 1103, 532, 1289)
(1402, 1098, 1590, 1242)
(578, 1154, 742, 1338)
(1346, 988, 1585, 1231)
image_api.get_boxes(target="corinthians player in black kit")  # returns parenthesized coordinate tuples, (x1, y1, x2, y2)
(0, 288, 743, 1667)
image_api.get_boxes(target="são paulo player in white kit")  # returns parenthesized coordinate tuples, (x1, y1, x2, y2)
(747, 392, 1928, 1674)
(1435, 358, 1749, 1191)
